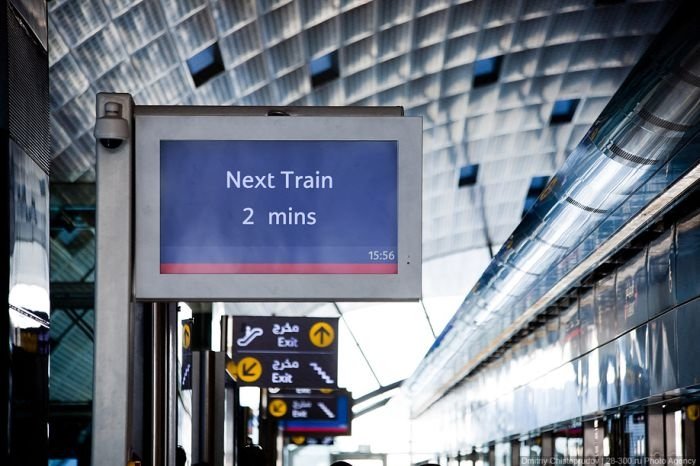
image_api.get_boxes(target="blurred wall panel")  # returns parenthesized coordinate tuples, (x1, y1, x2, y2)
(675, 208, 700, 304)
(647, 228, 675, 318)
(2, 1, 50, 464)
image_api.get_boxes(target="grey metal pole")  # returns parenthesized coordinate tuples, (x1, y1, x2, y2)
(193, 349, 227, 466)
(167, 302, 178, 466)
(151, 303, 165, 466)
(193, 350, 213, 464)
(93, 93, 135, 466)
(148, 301, 178, 466)
(214, 351, 226, 466)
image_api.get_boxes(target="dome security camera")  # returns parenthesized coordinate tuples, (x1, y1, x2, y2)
(94, 101, 129, 149)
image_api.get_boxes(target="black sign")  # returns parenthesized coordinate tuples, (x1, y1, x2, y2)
(232, 317, 338, 388)
(268, 389, 343, 421)
(278, 389, 352, 436)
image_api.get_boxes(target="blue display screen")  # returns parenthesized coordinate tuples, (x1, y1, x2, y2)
(160, 140, 398, 274)
(279, 395, 351, 435)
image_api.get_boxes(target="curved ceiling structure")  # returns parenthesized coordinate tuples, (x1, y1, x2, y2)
(47, 0, 679, 404)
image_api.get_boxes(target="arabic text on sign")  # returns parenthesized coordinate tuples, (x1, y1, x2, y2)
(272, 359, 300, 371)
(272, 322, 300, 335)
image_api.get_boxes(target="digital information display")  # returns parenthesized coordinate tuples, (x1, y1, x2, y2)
(268, 389, 351, 423)
(160, 140, 398, 274)
(278, 392, 352, 436)
(134, 112, 421, 301)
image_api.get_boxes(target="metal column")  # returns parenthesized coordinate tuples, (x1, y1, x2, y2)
(665, 408, 682, 459)
(148, 302, 178, 466)
(193, 350, 226, 466)
(260, 389, 280, 466)
(93, 93, 135, 466)
(511, 440, 521, 466)
(648, 406, 665, 459)
(584, 419, 605, 462)
(540, 432, 553, 462)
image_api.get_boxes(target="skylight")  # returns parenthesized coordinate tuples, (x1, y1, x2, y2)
(472, 56, 503, 88)
(310, 50, 340, 88)
(186, 42, 225, 88)
(549, 99, 580, 125)
(458, 164, 479, 187)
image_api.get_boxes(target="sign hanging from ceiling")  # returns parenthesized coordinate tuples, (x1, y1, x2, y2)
(268, 388, 348, 422)
(277, 389, 353, 437)
(231, 316, 338, 388)
(133, 111, 422, 301)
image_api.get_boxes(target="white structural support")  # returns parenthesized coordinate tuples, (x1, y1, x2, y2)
(93, 92, 135, 466)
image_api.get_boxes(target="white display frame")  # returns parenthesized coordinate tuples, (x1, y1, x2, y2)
(133, 107, 422, 301)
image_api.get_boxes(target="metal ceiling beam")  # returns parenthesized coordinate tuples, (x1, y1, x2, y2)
(333, 303, 382, 387)
(354, 379, 404, 405)
(353, 398, 391, 419)
(419, 300, 437, 339)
